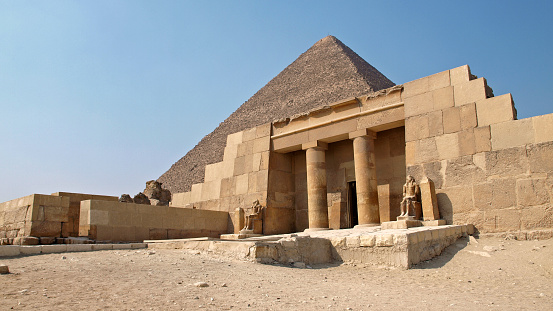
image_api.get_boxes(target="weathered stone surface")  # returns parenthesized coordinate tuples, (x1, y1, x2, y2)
(444, 155, 485, 188)
(436, 186, 473, 222)
(520, 205, 553, 230)
(119, 194, 133, 203)
(143, 180, 171, 206)
(473, 178, 517, 211)
(475, 93, 516, 126)
(485, 146, 528, 178)
(516, 178, 550, 207)
(132, 192, 151, 205)
(13, 236, 39, 245)
(420, 178, 440, 221)
(491, 118, 534, 150)
(527, 141, 553, 174)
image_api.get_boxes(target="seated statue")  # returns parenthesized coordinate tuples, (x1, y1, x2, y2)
(241, 200, 263, 232)
(399, 175, 421, 218)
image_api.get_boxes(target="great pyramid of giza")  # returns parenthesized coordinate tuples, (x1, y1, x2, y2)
(158, 36, 395, 193)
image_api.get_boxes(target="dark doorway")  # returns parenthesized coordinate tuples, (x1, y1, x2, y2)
(347, 181, 358, 228)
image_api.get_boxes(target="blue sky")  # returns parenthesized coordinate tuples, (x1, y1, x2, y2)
(1, 1, 552, 202)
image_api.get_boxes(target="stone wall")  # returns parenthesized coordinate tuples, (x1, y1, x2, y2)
(404, 65, 553, 234)
(0, 194, 69, 244)
(79, 200, 228, 242)
(171, 122, 271, 233)
(51, 192, 118, 237)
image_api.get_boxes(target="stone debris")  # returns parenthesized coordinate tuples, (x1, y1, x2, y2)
(0, 264, 9, 274)
(132, 192, 151, 205)
(118, 194, 133, 203)
(143, 180, 171, 206)
(194, 282, 209, 287)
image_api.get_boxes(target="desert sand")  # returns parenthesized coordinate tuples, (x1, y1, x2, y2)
(1, 236, 552, 310)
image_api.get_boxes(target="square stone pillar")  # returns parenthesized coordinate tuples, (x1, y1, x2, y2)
(349, 129, 380, 226)
(302, 141, 329, 230)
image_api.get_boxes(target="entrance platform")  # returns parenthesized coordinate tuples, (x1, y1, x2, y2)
(147, 224, 474, 269)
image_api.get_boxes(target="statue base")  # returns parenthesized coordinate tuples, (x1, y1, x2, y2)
(381, 218, 422, 230)
(220, 231, 263, 240)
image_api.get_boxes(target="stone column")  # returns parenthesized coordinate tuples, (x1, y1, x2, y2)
(350, 129, 380, 226)
(303, 141, 329, 230)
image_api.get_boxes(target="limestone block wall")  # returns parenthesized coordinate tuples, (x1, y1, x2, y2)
(171, 122, 271, 233)
(0, 194, 70, 242)
(51, 192, 118, 237)
(80, 200, 228, 242)
(404, 65, 553, 233)
(266, 152, 295, 234)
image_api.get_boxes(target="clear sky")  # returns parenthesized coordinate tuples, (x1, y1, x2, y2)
(1, 1, 552, 202)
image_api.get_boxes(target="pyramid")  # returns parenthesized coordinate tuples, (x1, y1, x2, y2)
(158, 36, 395, 193)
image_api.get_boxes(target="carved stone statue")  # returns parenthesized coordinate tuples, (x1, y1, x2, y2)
(143, 180, 172, 206)
(399, 175, 421, 218)
(241, 200, 263, 232)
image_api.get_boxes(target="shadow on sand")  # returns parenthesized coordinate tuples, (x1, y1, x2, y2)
(412, 236, 470, 269)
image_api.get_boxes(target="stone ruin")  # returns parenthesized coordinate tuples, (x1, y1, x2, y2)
(119, 180, 172, 206)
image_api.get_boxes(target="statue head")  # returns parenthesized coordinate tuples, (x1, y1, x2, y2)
(406, 175, 415, 183)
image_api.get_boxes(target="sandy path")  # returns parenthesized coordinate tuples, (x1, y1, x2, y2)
(1, 236, 552, 310)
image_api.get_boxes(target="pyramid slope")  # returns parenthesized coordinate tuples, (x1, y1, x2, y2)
(158, 36, 394, 193)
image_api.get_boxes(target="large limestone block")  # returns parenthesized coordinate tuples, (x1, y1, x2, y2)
(190, 183, 203, 203)
(527, 141, 553, 173)
(253, 136, 271, 153)
(357, 106, 404, 131)
(200, 179, 221, 201)
(485, 146, 529, 177)
(520, 205, 553, 230)
(491, 118, 535, 150)
(235, 174, 249, 195)
(242, 127, 257, 142)
(402, 70, 450, 99)
(436, 186, 473, 220)
(473, 178, 517, 211)
(532, 113, 553, 144)
(475, 94, 516, 126)
(237, 140, 254, 157)
(474, 126, 491, 153)
(226, 131, 243, 146)
(404, 91, 433, 117)
(482, 208, 521, 232)
(432, 86, 454, 111)
(435, 133, 460, 160)
(420, 178, 440, 221)
(453, 78, 487, 107)
(272, 131, 309, 153)
(449, 65, 471, 85)
(405, 111, 443, 142)
(516, 178, 550, 207)
(443, 107, 461, 134)
(412, 137, 439, 165)
(308, 119, 357, 142)
(223, 144, 239, 162)
(360, 88, 402, 111)
(256, 123, 272, 138)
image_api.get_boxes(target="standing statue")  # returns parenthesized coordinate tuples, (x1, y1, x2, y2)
(241, 200, 263, 232)
(399, 175, 421, 217)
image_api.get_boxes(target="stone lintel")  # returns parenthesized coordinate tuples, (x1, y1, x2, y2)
(349, 128, 377, 140)
(302, 141, 328, 150)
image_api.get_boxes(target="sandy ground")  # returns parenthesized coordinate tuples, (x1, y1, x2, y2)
(1, 236, 552, 311)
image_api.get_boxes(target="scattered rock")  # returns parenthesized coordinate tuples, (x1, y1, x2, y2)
(483, 246, 498, 252)
(61, 256, 67, 260)
(13, 236, 39, 245)
(221, 283, 227, 287)
(293, 262, 306, 268)
(194, 282, 209, 287)
(143, 180, 171, 206)
(469, 236, 478, 244)
(133, 192, 151, 205)
(119, 194, 133, 203)
(0, 264, 9, 274)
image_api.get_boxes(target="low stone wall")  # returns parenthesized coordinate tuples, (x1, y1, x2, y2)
(79, 200, 229, 242)
(51, 192, 118, 237)
(0, 194, 70, 244)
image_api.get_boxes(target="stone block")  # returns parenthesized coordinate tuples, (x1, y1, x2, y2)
(404, 91, 433, 117)
(420, 178, 440, 220)
(223, 144, 239, 162)
(256, 123, 272, 138)
(376, 234, 394, 247)
(436, 186, 473, 221)
(242, 127, 257, 142)
(20, 246, 41, 255)
(482, 208, 521, 232)
(474, 126, 491, 153)
(435, 133, 460, 160)
(432, 86, 454, 110)
(460, 103, 477, 130)
(520, 205, 553, 230)
(253, 136, 271, 153)
(532, 113, 553, 144)
(443, 107, 461, 134)
(44, 205, 70, 222)
(190, 183, 203, 203)
(13, 236, 39, 245)
(237, 140, 253, 157)
(357, 106, 405, 132)
(454, 78, 487, 107)
(405, 141, 415, 166)
(527, 141, 553, 173)
(485, 146, 528, 177)
(516, 178, 550, 207)
(449, 65, 471, 85)
(30, 221, 62, 237)
(226, 131, 243, 146)
(0, 245, 20, 257)
(91, 244, 113, 251)
(200, 179, 221, 201)
(235, 174, 249, 195)
(41, 244, 67, 253)
(491, 118, 534, 150)
(475, 94, 516, 126)
(473, 178, 517, 211)
(149, 228, 168, 240)
(359, 235, 376, 247)
(414, 137, 439, 164)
